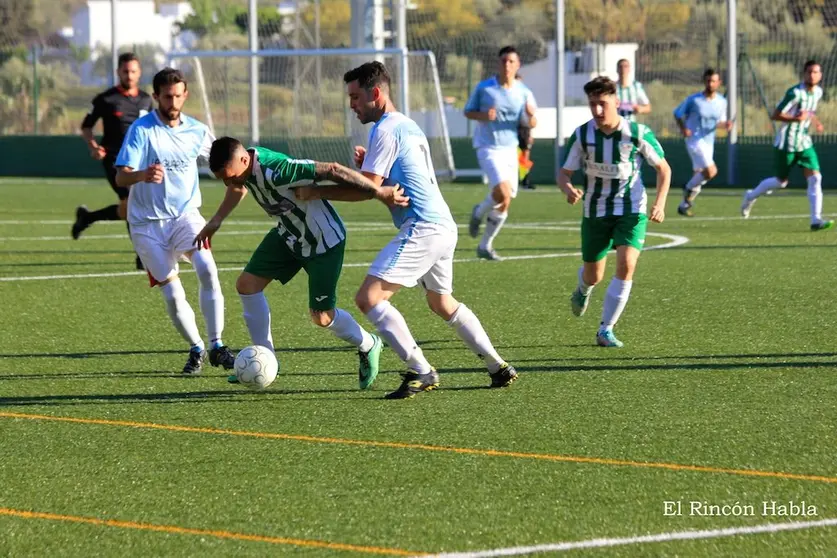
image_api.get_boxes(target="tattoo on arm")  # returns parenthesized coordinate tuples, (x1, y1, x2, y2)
(314, 162, 379, 198)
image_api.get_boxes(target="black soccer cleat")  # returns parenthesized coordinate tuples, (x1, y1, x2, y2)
(385, 369, 440, 399)
(209, 345, 236, 370)
(71, 205, 90, 240)
(489, 363, 518, 388)
(182, 349, 207, 376)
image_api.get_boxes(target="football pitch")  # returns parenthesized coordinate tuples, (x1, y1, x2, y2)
(1, 177, 836, 556)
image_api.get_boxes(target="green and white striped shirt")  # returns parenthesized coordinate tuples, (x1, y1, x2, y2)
(245, 147, 346, 258)
(774, 83, 822, 152)
(616, 81, 650, 122)
(562, 119, 665, 218)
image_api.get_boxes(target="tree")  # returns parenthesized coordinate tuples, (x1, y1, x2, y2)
(302, 0, 350, 49)
(175, 0, 243, 37)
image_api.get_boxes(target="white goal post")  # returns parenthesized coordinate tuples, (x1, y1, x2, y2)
(168, 48, 456, 181)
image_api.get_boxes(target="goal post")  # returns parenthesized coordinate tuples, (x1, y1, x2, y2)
(168, 48, 456, 180)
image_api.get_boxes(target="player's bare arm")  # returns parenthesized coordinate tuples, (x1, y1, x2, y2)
(557, 168, 583, 205)
(464, 107, 497, 121)
(81, 127, 106, 160)
(650, 158, 672, 224)
(296, 163, 409, 207)
(194, 182, 249, 247)
(812, 114, 825, 133)
(115, 164, 164, 187)
(772, 108, 808, 123)
(635, 103, 652, 115)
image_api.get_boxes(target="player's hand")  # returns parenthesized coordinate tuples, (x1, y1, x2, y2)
(682, 128, 692, 138)
(815, 121, 825, 133)
(376, 185, 410, 208)
(650, 204, 665, 223)
(353, 146, 367, 168)
(486, 108, 497, 121)
(193, 218, 221, 249)
(564, 186, 583, 205)
(144, 164, 164, 183)
(89, 145, 106, 161)
(725, 121, 734, 131)
(294, 186, 320, 201)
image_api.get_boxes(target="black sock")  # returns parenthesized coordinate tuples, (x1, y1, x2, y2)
(87, 204, 120, 223)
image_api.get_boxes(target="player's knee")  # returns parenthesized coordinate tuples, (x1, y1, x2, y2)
(309, 309, 334, 328)
(705, 166, 717, 180)
(236, 274, 261, 296)
(355, 289, 375, 314)
(426, 293, 457, 320)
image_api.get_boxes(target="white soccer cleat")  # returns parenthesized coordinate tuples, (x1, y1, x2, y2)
(740, 190, 756, 219)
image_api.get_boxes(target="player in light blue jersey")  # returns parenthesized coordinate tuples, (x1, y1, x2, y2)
(465, 46, 538, 260)
(340, 61, 518, 399)
(115, 68, 235, 375)
(673, 68, 732, 216)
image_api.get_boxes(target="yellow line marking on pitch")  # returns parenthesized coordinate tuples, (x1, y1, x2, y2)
(2, 411, 836, 485)
(0, 507, 422, 556)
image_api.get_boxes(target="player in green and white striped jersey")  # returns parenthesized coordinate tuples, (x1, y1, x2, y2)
(558, 76, 671, 348)
(197, 137, 408, 389)
(616, 59, 651, 122)
(742, 60, 833, 231)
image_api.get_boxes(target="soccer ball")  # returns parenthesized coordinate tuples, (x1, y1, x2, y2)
(234, 345, 279, 390)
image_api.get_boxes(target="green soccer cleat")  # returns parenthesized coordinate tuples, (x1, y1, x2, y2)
(358, 334, 383, 390)
(385, 369, 440, 399)
(811, 220, 834, 231)
(227, 374, 239, 384)
(570, 288, 591, 317)
(596, 328, 624, 348)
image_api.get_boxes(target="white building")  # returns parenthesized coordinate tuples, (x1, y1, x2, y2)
(69, 0, 197, 84)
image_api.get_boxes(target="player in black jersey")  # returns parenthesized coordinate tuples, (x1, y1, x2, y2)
(72, 52, 153, 269)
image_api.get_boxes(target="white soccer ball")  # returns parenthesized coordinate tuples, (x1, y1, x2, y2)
(234, 345, 279, 390)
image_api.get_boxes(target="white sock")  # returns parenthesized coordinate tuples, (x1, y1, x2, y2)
(807, 173, 824, 225)
(601, 278, 633, 330)
(239, 291, 274, 352)
(327, 308, 375, 352)
(191, 249, 224, 347)
(160, 279, 203, 349)
(365, 301, 432, 373)
(577, 266, 594, 296)
(684, 172, 707, 199)
(479, 209, 508, 251)
(475, 192, 497, 220)
(447, 304, 504, 373)
(750, 176, 784, 199)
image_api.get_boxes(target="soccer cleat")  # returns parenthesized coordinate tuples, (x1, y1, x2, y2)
(182, 349, 207, 375)
(227, 374, 239, 384)
(677, 202, 694, 217)
(476, 247, 503, 261)
(385, 369, 440, 399)
(596, 329, 624, 348)
(209, 345, 236, 369)
(489, 363, 518, 388)
(468, 204, 481, 238)
(570, 288, 591, 317)
(71, 205, 90, 240)
(358, 334, 382, 390)
(740, 190, 756, 218)
(811, 220, 834, 232)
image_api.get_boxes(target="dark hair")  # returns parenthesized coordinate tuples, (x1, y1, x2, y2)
(583, 76, 617, 97)
(703, 67, 719, 79)
(117, 52, 139, 69)
(208, 136, 244, 173)
(804, 59, 820, 71)
(498, 45, 518, 58)
(152, 67, 188, 95)
(616, 58, 629, 69)
(343, 61, 391, 91)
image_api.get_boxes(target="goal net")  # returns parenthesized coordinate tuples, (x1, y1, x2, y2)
(169, 48, 456, 180)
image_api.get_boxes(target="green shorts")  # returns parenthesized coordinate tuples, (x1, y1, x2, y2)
(774, 147, 820, 179)
(581, 213, 648, 262)
(244, 229, 345, 311)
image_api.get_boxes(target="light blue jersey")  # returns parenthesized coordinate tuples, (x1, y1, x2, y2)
(361, 111, 455, 230)
(673, 92, 728, 142)
(464, 77, 536, 149)
(115, 110, 214, 225)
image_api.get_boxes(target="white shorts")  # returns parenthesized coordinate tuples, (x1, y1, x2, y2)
(685, 138, 715, 171)
(368, 221, 458, 294)
(131, 210, 207, 286)
(477, 146, 519, 197)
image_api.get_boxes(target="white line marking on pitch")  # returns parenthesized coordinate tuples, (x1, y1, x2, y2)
(0, 229, 689, 282)
(428, 517, 837, 557)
